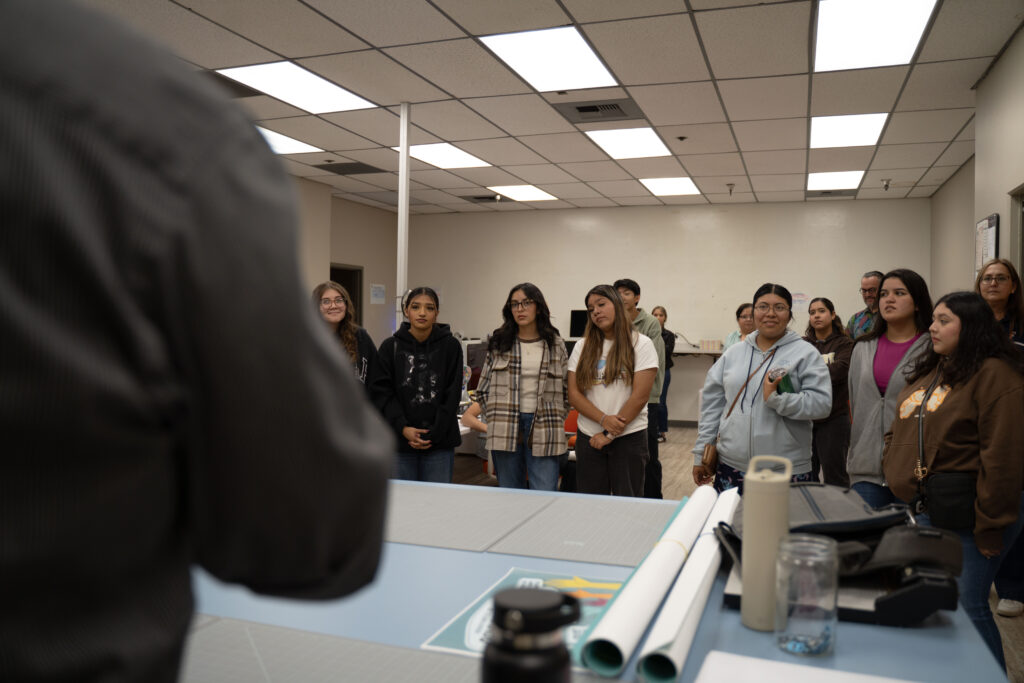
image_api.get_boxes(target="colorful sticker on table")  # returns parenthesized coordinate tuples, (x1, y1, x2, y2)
(422, 567, 623, 667)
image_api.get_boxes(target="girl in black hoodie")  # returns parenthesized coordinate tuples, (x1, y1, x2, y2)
(372, 287, 464, 482)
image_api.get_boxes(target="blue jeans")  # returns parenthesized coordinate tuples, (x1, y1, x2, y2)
(491, 413, 565, 491)
(851, 481, 901, 509)
(657, 368, 671, 434)
(394, 449, 454, 483)
(995, 529, 1024, 602)
(921, 494, 1024, 671)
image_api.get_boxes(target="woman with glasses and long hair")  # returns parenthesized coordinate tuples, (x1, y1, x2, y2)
(371, 287, 463, 483)
(693, 283, 831, 492)
(567, 285, 658, 496)
(883, 291, 1024, 671)
(474, 283, 569, 491)
(847, 269, 932, 509)
(312, 281, 376, 391)
(975, 258, 1024, 620)
(803, 297, 854, 486)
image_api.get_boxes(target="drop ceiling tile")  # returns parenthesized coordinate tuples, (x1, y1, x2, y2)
(706, 192, 757, 203)
(491, 202, 533, 211)
(304, 0, 464, 46)
(534, 182, 603, 199)
(458, 138, 548, 165)
(543, 87, 629, 104)
(384, 39, 530, 98)
(321, 109, 439, 147)
(896, 59, 989, 111)
(575, 120, 650, 132)
(718, 76, 808, 121)
(589, 179, 649, 196)
(857, 187, 910, 199)
(411, 205, 456, 214)
(502, 164, 578, 184)
(562, 0, 687, 22)
(690, 0, 790, 7)
(281, 151, 342, 165)
(908, 186, 940, 198)
(750, 174, 805, 192)
(528, 200, 580, 210)
(659, 195, 710, 205)
(661, 124, 737, 154)
(742, 149, 806, 174)
(628, 82, 726, 125)
(871, 143, 947, 169)
(463, 95, 576, 136)
(693, 175, 751, 194)
(617, 156, 687, 177)
(583, 15, 708, 85)
(678, 152, 745, 176)
(807, 147, 875, 173)
(518, 133, 607, 163)
(919, 0, 1024, 61)
(439, 203, 495, 212)
(810, 66, 908, 117)
(935, 140, 974, 167)
(431, 0, 570, 34)
(259, 117, 376, 151)
(340, 147, 433, 172)
(695, 2, 810, 78)
(569, 197, 620, 207)
(181, 0, 366, 58)
(312, 175, 390, 192)
(919, 166, 962, 186)
(443, 188, 487, 199)
(337, 194, 396, 211)
(300, 51, 449, 106)
(392, 100, 506, 141)
(82, 0, 276, 68)
(347, 173, 399, 190)
(956, 119, 975, 141)
(409, 169, 476, 188)
(881, 109, 974, 145)
(278, 159, 323, 177)
(558, 161, 631, 181)
(732, 119, 807, 151)
(755, 190, 806, 202)
(863, 168, 926, 188)
(243, 96, 306, 121)
(411, 188, 463, 203)
(448, 167, 528, 186)
(616, 196, 666, 206)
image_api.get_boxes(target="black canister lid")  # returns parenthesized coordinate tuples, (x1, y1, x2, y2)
(492, 588, 580, 634)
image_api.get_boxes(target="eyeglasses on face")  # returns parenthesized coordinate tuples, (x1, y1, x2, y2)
(320, 297, 345, 308)
(859, 287, 879, 295)
(754, 303, 789, 314)
(738, 314, 754, 321)
(509, 299, 535, 311)
(982, 275, 1010, 284)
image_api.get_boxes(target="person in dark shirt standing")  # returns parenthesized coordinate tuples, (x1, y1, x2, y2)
(0, 2, 392, 681)
(651, 305, 675, 443)
(803, 297, 854, 486)
(846, 270, 884, 340)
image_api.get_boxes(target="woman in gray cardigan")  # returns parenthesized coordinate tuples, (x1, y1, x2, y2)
(847, 269, 932, 508)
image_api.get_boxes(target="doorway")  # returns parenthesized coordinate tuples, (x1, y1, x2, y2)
(330, 264, 363, 326)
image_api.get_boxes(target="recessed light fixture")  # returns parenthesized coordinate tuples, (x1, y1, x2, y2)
(639, 177, 701, 196)
(256, 126, 322, 154)
(217, 62, 375, 114)
(393, 143, 491, 169)
(807, 171, 864, 191)
(585, 128, 670, 160)
(480, 26, 617, 92)
(810, 113, 888, 148)
(814, 0, 937, 72)
(487, 185, 558, 202)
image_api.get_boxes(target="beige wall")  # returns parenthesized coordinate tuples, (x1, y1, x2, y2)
(329, 197, 398, 345)
(293, 178, 332, 292)
(930, 157, 976, 297)
(975, 27, 1024, 265)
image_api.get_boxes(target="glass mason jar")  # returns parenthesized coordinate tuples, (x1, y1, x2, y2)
(774, 533, 839, 656)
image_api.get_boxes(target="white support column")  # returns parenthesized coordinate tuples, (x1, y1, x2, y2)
(396, 101, 411, 330)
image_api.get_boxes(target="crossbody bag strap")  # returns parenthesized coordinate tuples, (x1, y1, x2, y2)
(915, 367, 944, 484)
(724, 348, 777, 419)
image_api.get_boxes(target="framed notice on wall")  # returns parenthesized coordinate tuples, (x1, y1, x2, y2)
(975, 214, 999, 271)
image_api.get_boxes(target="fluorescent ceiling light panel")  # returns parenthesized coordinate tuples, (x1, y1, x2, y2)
(815, 0, 936, 72)
(487, 185, 557, 202)
(585, 128, 670, 160)
(640, 177, 700, 196)
(480, 26, 617, 92)
(217, 62, 375, 114)
(394, 143, 491, 169)
(807, 171, 864, 190)
(810, 113, 887, 148)
(256, 126, 322, 154)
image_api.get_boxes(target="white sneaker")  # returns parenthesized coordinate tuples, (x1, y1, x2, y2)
(996, 598, 1024, 617)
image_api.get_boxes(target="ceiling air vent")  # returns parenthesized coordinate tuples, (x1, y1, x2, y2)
(314, 162, 385, 175)
(805, 189, 857, 200)
(461, 195, 502, 203)
(552, 98, 645, 124)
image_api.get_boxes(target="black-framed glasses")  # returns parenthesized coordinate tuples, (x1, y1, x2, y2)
(859, 288, 878, 295)
(320, 297, 345, 308)
(509, 299, 535, 311)
(981, 275, 1010, 284)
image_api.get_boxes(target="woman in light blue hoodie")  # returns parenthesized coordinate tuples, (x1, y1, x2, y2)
(693, 283, 832, 492)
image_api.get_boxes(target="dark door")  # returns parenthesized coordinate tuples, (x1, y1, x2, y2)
(330, 264, 363, 326)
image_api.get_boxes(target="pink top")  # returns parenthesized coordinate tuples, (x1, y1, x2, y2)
(873, 334, 922, 395)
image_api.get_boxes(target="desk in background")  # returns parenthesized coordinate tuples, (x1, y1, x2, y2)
(667, 350, 722, 423)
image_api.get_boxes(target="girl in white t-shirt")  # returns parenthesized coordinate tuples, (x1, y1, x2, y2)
(568, 284, 658, 496)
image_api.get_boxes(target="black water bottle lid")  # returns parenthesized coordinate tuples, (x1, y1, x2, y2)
(492, 588, 579, 634)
